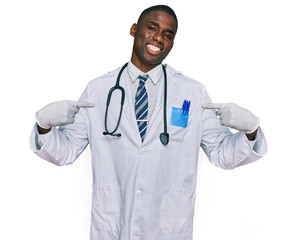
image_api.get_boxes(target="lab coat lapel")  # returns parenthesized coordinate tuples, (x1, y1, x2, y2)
(118, 70, 143, 145)
(145, 66, 177, 143)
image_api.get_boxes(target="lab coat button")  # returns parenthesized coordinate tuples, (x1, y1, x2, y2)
(139, 148, 145, 154)
(136, 190, 142, 196)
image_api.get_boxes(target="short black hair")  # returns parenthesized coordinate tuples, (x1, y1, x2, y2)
(137, 5, 178, 29)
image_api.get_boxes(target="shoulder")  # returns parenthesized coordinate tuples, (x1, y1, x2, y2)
(78, 66, 123, 100)
(166, 64, 207, 92)
(86, 66, 121, 88)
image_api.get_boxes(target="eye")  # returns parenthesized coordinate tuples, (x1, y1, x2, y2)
(147, 26, 157, 31)
(164, 33, 173, 40)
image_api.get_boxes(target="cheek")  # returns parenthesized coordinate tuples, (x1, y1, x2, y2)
(164, 42, 174, 53)
(134, 33, 147, 48)
(133, 37, 144, 52)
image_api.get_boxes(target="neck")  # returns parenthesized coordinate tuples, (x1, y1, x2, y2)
(131, 57, 161, 73)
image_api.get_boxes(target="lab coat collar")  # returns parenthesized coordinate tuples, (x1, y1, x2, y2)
(127, 61, 162, 85)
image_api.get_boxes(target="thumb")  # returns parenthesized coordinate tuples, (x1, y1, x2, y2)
(74, 101, 95, 108)
(201, 103, 224, 109)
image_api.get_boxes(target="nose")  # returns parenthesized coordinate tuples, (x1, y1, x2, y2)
(152, 31, 163, 44)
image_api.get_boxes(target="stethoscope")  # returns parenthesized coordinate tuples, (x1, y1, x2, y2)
(103, 62, 169, 145)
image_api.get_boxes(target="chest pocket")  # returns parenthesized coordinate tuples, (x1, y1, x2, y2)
(167, 106, 193, 142)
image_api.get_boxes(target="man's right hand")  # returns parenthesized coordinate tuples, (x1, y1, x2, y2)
(35, 100, 95, 132)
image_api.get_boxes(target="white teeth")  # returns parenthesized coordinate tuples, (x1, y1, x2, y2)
(148, 44, 160, 52)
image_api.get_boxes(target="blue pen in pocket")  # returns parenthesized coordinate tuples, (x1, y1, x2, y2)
(182, 100, 191, 115)
(170, 100, 191, 128)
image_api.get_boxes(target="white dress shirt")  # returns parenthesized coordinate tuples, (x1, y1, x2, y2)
(126, 61, 162, 121)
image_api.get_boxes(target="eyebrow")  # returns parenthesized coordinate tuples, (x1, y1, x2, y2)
(150, 21, 175, 35)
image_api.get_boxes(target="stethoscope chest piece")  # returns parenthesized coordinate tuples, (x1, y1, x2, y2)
(160, 133, 169, 145)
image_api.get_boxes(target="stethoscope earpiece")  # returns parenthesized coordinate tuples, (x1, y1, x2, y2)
(103, 132, 121, 137)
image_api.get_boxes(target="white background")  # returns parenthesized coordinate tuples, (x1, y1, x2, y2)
(1, 0, 296, 239)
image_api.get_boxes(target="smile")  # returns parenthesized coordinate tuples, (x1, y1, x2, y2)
(146, 44, 162, 55)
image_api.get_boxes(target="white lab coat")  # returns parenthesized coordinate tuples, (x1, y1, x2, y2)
(30, 65, 267, 240)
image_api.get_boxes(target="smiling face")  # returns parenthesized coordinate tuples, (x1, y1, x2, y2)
(130, 10, 177, 72)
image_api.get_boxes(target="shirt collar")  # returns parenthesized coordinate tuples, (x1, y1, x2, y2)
(127, 61, 162, 85)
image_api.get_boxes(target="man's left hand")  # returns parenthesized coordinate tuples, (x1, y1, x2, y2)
(202, 103, 260, 134)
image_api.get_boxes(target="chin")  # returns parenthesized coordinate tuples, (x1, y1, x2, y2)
(143, 55, 165, 65)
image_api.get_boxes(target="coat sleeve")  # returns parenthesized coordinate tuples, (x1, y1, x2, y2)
(29, 88, 90, 166)
(200, 88, 267, 169)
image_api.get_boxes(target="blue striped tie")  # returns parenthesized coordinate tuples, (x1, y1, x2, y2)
(135, 74, 149, 141)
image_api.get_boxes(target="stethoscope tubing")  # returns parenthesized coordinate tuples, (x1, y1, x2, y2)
(103, 62, 169, 145)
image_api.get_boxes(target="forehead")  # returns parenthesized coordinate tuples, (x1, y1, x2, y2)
(139, 10, 177, 32)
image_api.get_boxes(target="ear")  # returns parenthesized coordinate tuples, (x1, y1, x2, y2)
(130, 23, 137, 37)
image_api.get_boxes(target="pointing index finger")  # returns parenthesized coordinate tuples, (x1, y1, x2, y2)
(74, 101, 95, 108)
(201, 103, 224, 109)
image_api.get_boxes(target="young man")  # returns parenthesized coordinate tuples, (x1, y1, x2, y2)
(31, 5, 267, 240)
